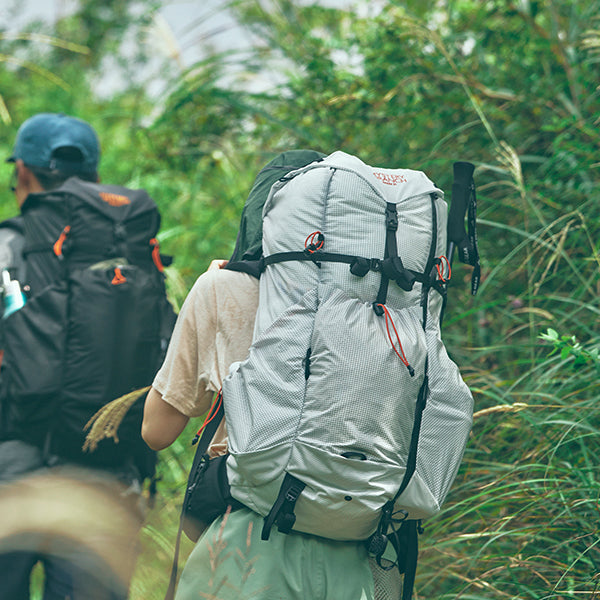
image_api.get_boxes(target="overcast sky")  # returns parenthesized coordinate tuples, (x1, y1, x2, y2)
(2, 0, 358, 65)
(1, 0, 363, 97)
(2, 0, 249, 64)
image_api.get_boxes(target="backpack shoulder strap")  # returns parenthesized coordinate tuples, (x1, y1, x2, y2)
(0, 216, 24, 235)
(0, 216, 26, 281)
(165, 394, 225, 600)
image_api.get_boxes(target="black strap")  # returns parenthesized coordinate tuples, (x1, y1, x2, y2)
(227, 253, 382, 279)
(396, 361, 428, 504)
(374, 203, 396, 312)
(401, 521, 420, 600)
(225, 259, 263, 279)
(447, 164, 480, 296)
(368, 364, 428, 600)
(164, 396, 225, 600)
(421, 194, 439, 330)
(261, 473, 306, 540)
(441, 165, 480, 326)
(394, 196, 436, 498)
(370, 196, 440, 599)
(258, 250, 427, 285)
(263, 250, 355, 270)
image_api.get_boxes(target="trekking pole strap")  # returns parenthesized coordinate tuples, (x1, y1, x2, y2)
(465, 180, 481, 295)
(448, 162, 480, 296)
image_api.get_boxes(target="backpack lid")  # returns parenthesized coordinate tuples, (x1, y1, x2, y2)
(304, 151, 443, 205)
(22, 177, 159, 225)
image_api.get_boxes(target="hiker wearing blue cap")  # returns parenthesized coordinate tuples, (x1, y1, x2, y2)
(7, 112, 100, 204)
(0, 113, 147, 600)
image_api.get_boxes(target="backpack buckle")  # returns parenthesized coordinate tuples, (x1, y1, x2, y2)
(262, 474, 306, 540)
(350, 258, 382, 278)
(385, 205, 398, 231)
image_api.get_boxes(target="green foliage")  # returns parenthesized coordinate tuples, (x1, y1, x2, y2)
(2, 0, 600, 598)
(540, 327, 600, 370)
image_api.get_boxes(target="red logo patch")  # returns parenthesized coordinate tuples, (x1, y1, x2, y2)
(373, 172, 407, 186)
(99, 192, 131, 207)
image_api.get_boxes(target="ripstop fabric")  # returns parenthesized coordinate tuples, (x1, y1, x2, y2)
(222, 151, 473, 541)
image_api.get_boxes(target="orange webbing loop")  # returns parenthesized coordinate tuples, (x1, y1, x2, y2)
(193, 390, 223, 443)
(436, 256, 451, 282)
(304, 231, 324, 253)
(376, 303, 415, 377)
(53, 226, 71, 257)
(111, 267, 127, 285)
(150, 238, 165, 273)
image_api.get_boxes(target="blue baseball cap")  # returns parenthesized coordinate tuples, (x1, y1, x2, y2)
(7, 113, 100, 175)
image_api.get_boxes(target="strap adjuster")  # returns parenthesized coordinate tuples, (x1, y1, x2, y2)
(262, 474, 306, 540)
(350, 257, 382, 277)
(386, 208, 398, 231)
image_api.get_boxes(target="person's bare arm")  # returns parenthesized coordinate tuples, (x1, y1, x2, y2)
(142, 387, 189, 450)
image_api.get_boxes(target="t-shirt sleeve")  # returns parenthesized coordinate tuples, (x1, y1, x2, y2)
(152, 271, 219, 418)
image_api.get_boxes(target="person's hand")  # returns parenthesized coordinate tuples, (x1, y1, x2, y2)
(208, 259, 228, 271)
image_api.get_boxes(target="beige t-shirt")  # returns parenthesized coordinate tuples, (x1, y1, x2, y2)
(152, 268, 259, 456)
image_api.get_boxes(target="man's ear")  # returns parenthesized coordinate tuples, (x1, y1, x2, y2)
(16, 160, 35, 186)
(15, 159, 43, 206)
(15, 159, 27, 183)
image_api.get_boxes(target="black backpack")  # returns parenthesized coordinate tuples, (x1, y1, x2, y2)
(0, 177, 176, 478)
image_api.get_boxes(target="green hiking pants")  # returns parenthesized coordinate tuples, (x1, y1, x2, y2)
(175, 508, 401, 600)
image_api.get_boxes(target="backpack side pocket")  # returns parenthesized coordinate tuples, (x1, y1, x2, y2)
(0, 284, 68, 443)
(183, 453, 242, 542)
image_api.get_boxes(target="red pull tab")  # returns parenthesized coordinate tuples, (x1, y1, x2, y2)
(375, 303, 415, 377)
(150, 238, 164, 273)
(436, 256, 451, 282)
(53, 226, 71, 258)
(111, 267, 127, 285)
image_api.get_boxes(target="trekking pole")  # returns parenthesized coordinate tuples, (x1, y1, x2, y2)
(448, 161, 480, 293)
(441, 161, 480, 326)
(447, 161, 475, 269)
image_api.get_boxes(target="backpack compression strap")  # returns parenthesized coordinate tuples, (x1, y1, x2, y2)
(226, 194, 446, 303)
(261, 473, 306, 540)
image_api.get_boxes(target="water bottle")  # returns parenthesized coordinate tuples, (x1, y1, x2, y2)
(2, 269, 26, 318)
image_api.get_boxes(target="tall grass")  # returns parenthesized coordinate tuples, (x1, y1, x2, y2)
(420, 143, 600, 597)
(420, 349, 600, 599)
(124, 2, 600, 598)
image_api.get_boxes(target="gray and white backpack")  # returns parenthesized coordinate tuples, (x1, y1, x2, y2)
(222, 151, 476, 577)
(175, 151, 480, 600)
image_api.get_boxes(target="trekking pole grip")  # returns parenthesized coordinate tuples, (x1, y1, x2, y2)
(447, 161, 475, 262)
